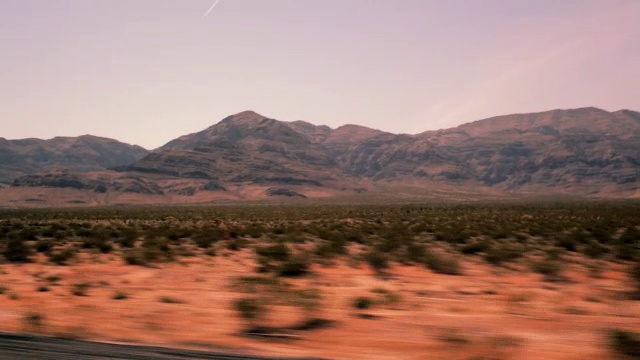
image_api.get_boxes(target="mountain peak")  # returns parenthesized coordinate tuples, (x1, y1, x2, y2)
(220, 110, 268, 124)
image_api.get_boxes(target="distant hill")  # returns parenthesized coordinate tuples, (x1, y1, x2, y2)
(3, 107, 639, 205)
(0, 135, 148, 185)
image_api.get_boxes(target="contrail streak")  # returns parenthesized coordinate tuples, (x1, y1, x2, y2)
(203, 0, 221, 17)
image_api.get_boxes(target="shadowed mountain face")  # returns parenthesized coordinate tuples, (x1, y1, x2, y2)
(126, 111, 339, 186)
(4, 107, 640, 201)
(432, 108, 640, 191)
(335, 107, 640, 191)
(0, 135, 149, 185)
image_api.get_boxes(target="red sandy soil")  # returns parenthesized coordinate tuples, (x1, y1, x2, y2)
(0, 251, 638, 360)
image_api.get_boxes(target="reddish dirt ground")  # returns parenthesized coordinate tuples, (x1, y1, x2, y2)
(0, 251, 638, 359)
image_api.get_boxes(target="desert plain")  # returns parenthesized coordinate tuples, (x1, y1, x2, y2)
(0, 202, 639, 359)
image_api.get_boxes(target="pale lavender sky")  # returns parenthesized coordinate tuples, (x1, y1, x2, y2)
(1, 0, 639, 149)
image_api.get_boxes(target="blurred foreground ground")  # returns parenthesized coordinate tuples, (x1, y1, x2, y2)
(0, 251, 638, 360)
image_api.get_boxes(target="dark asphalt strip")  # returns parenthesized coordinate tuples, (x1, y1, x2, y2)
(0, 333, 326, 360)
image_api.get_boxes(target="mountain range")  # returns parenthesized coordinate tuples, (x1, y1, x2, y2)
(1, 107, 638, 206)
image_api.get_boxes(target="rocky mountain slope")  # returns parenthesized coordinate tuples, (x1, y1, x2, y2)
(3, 107, 639, 204)
(0, 135, 148, 185)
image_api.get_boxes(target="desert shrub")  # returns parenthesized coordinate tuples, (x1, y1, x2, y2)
(122, 248, 145, 266)
(405, 242, 427, 263)
(40, 227, 57, 238)
(24, 312, 45, 328)
(619, 227, 639, 245)
(45, 274, 62, 283)
(532, 257, 564, 282)
(365, 248, 389, 273)
(136, 236, 172, 262)
(226, 238, 249, 251)
(424, 250, 462, 275)
(35, 239, 54, 253)
(112, 291, 128, 300)
(555, 236, 578, 252)
(371, 288, 402, 306)
(234, 297, 267, 326)
(434, 229, 468, 244)
(71, 283, 91, 296)
(3, 238, 31, 262)
(75, 228, 94, 238)
(159, 296, 182, 304)
(165, 227, 191, 242)
(492, 229, 511, 239)
(278, 255, 310, 277)
(192, 229, 223, 248)
(116, 229, 139, 248)
(244, 224, 265, 238)
(582, 240, 609, 259)
(438, 328, 470, 344)
(314, 238, 347, 258)
(52, 230, 68, 240)
(256, 243, 290, 262)
(352, 296, 374, 310)
(377, 235, 403, 253)
(590, 228, 613, 244)
(460, 240, 491, 255)
(483, 244, 523, 266)
(16, 229, 38, 241)
(608, 329, 640, 358)
(122, 247, 166, 266)
(614, 242, 638, 261)
(315, 229, 348, 255)
(47, 248, 76, 265)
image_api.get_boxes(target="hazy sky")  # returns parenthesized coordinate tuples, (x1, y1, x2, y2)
(1, 0, 639, 149)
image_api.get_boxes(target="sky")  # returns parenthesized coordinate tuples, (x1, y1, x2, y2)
(1, 0, 639, 149)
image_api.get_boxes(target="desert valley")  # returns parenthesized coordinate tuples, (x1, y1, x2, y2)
(0, 108, 639, 359)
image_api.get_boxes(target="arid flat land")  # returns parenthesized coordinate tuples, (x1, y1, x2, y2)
(0, 202, 639, 359)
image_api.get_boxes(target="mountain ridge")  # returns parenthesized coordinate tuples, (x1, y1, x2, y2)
(2, 107, 639, 205)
